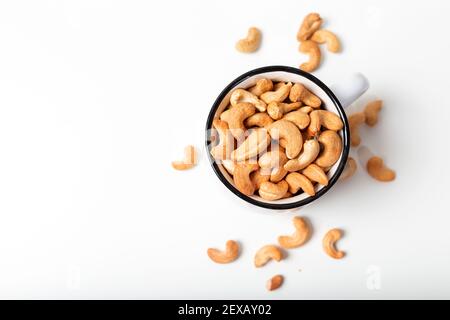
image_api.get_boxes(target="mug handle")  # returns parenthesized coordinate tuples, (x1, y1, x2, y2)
(330, 73, 369, 108)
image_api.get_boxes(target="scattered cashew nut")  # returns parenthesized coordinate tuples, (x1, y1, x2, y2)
(367, 156, 396, 182)
(315, 130, 342, 168)
(220, 102, 256, 140)
(266, 275, 284, 291)
(282, 110, 311, 130)
(323, 228, 345, 259)
(297, 13, 323, 41)
(210, 119, 235, 160)
(311, 29, 341, 53)
(207, 240, 240, 264)
(284, 139, 320, 172)
(339, 157, 357, 181)
(289, 83, 321, 108)
(254, 245, 284, 267)
(348, 112, 365, 147)
(172, 145, 197, 170)
(302, 163, 329, 186)
(299, 40, 321, 72)
(364, 100, 383, 127)
(259, 180, 289, 200)
(233, 162, 260, 195)
(231, 128, 270, 162)
(285, 172, 315, 196)
(249, 78, 273, 97)
(235, 27, 261, 53)
(267, 102, 302, 120)
(268, 120, 303, 159)
(230, 88, 266, 112)
(278, 216, 310, 249)
(260, 82, 292, 104)
(308, 110, 343, 136)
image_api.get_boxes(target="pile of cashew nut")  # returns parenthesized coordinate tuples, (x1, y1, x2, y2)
(209, 79, 344, 201)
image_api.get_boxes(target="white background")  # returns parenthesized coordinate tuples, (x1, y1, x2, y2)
(0, 0, 449, 299)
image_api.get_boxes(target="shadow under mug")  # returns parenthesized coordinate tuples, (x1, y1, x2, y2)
(205, 66, 369, 210)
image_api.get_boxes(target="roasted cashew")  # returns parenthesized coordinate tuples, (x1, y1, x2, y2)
(308, 110, 344, 136)
(302, 164, 329, 186)
(230, 88, 267, 112)
(244, 112, 274, 128)
(364, 100, 383, 127)
(315, 130, 342, 168)
(367, 156, 396, 182)
(311, 29, 341, 53)
(259, 181, 289, 200)
(231, 128, 270, 162)
(299, 40, 321, 72)
(258, 147, 288, 182)
(339, 157, 357, 181)
(282, 110, 311, 130)
(297, 13, 323, 41)
(210, 119, 235, 160)
(348, 112, 365, 147)
(254, 245, 284, 267)
(285, 172, 315, 196)
(235, 27, 261, 53)
(233, 162, 260, 196)
(284, 139, 320, 172)
(267, 102, 302, 120)
(220, 102, 256, 140)
(289, 83, 321, 108)
(260, 82, 292, 104)
(273, 82, 288, 91)
(299, 106, 313, 114)
(250, 168, 270, 190)
(268, 120, 303, 159)
(266, 274, 284, 291)
(172, 145, 197, 170)
(249, 78, 273, 97)
(222, 159, 235, 176)
(278, 216, 310, 249)
(207, 240, 240, 264)
(323, 228, 345, 259)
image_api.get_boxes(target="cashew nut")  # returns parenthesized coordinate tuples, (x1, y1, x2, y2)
(278, 216, 310, 249)
(266, 274, 284, 291)
(297, 13, 323, 41)
(254, 245, 284, 268)
(348, 112, 365, 147)
(258, 147, 288, 182)
(285, 172, 315, 196)
(268, 120, 303, 159)
(339, 157, 357, 181)
(323, 228, 345, 259)
(230, 88, 266, 112)
(302, 163, 329, 186)
(244, 112, 274, 128)
(289, 83, 321, 108)
(364, 100, 383, 127)
(366, 156, 396, 182)
(273, 82, 288, 91)
(259, 180, 289, 200)
(315, 130, 342, 168)
(210, 119, 235, 160)
(284, 139, 320, 172)
(308, 110, 344, 136)
(207, 240, 240, 264)
(233, 162, 260, 196)
(299, 40, 321, 72)
(267, 102, 302, 120)
(235, 27, 261, 53)
(311, 29, 341, 53)
(222, 159, 236, 176)
(172, 145, 197, 170)
(260, 82, 292, 104)
(231, 128, 270, 162)
(249, 78, 273, 97)
(250, 168, 270, 190)
(299, 106, 313, 114)
(282, 110, 311, 130)
(220, 102, 256, 140)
